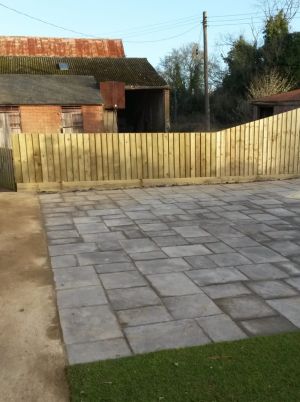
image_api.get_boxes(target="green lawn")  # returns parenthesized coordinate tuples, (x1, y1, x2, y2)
(68, 332, 300, 402)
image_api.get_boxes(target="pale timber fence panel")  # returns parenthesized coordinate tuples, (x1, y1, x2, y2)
(0, 147, 16, 190)
(11, 109, 300, 190)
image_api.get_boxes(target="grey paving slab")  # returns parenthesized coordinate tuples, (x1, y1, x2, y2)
(173, 226, 210, 238)
(247, 280, 298, 299)
(75, 222, 109, 235)
(54, 267, 100, 290)
(238, 263, 288, 280)
(45, 217, 73, 226)
(147, 273, 201, 297)
(95, 262, 136, 274)
(163, 293, 221, 319)
(187, 268, 248, 286)
(67, 338, 132, 365)
(125, 211, 157, 220)
(221, 237, 260, 248)
(136, 258, 190, 275)
(201, 283, 252, 299)
(138, 223, 169, 232)
(286, 277, 300, 291)
(107, 287, 161, 310)
(59, 305, 123, 345)
(267, 241, 300, 257)
(205, 242, 235, 254)
(73, 217, 102, 224)
(197, 314, 248, 342)
(184, 255, 217, 269)
(240, 316, 298, 336)
(49, 243, 97, 257)
(238, 246, 287, 264)
(117, 306, 172, 327)
(208, 252, 251, 267)
(120, 238, 158, 254)
(162, 245, 211, 257)
(216, 295, 277, 320)
(130, 251, 168, 261)
(104, 218, 133, 227)
(77, 251, 130, 266)
(152, 236, 188, 247)
(47, 230, 79, 240)
(267, 297, 300, 327)
(87, 209, 122, 216)
(100, 271, 147, 290)
(125, 319, 210, 354)
(82, 231, 126, 243)
(275, 261, 300, 276)
(57, 286, 107, 309)
(51, 255, 77, 269)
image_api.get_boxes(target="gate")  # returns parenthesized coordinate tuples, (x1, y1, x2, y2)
(0, 147, 16, 191)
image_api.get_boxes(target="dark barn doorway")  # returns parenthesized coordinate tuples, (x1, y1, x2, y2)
(118, 89, 165, 132)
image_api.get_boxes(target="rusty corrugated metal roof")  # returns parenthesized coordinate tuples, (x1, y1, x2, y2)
(0, 36, 125, 58)
(253, 89, 300, 104)
(0, 56, 167, 87)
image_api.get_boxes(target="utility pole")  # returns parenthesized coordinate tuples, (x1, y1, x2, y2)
(203, 11, 210, 131)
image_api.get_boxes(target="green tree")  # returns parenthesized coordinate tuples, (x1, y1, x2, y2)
(157, 42, 221, 123)
(263, 10, 289, 67)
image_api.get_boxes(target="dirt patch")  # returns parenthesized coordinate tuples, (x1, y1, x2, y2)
(0, 193, 69, 402)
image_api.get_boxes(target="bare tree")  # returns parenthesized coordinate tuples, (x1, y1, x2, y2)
(248, 68, 294, 99)
(259, 0, 300, 21)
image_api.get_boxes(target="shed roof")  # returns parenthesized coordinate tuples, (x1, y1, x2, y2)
(0, 74, 103, 105)
(0, 56, 167, 88)
(252, 89, 300, 104)
(0, 36, 125, 58)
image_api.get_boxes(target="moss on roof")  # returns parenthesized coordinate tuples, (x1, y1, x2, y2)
(0, 57, 167, 88)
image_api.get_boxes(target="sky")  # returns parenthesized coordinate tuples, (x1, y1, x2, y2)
(1, 0, 300, 68)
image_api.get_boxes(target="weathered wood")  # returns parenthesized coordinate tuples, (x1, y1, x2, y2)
(0, 147, 16, 190)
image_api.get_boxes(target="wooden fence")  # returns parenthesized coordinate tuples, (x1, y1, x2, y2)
(0, 147, 16, 190)
(11, 108, 300, 191)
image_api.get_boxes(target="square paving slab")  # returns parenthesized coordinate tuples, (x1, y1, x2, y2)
(40, 181, 300, 364)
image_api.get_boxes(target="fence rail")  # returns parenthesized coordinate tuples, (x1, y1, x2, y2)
(11, 108, 300, 191)
(0, 147, 16, 190)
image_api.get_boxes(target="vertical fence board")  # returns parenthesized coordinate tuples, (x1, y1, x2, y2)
(12, 134, 22, 183)
(118, 134, 126, 181)
(89, 134, 97, 181)
(130, 134, 137, 180)
(25, 134, 36, 183)
(146, 133, 153, 179)
(113, 133, 121, 180)
(157, 133, 164, 179)
(141, 133, 148, 179)
(95, 134, 103, 181)
(173, 133, 180, 178)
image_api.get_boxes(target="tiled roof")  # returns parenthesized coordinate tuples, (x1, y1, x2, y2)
(253, 89, 300, 104)
(0, 56, 167, 87)
(0, 36, 125, 58)
(0, 75, 103, 105)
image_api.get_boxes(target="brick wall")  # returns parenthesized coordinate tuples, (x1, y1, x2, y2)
(20, 106, 61, 133)
(82, 105, 104, 133)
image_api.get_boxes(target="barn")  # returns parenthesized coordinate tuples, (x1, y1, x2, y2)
(0, 36, 170, 146)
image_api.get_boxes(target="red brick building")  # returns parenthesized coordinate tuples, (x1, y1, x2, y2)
(0, 74, 104, 147)
(0, 36, 170, 146)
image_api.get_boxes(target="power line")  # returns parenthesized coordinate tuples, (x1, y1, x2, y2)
(124, 24, 199, 43)
(0, 1, 200, 40)
(0, 1, 98, 38)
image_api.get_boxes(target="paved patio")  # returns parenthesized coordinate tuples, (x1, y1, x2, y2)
(40, 180, 300, 365)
